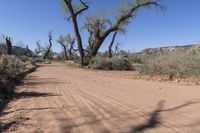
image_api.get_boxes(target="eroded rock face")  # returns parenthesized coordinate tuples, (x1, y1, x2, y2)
(139, 44, 199, 55)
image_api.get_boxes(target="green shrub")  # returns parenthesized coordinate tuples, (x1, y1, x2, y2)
(89, 56, 132, 70)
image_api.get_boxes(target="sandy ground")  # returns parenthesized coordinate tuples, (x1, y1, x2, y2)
(1, 62, 200, 133)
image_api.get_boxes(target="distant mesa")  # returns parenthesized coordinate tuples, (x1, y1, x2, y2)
(137, 44, 200, 55)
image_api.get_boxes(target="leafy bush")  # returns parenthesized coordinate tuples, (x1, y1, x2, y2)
(140, 47, 200, 77)
(89, 56, 132, 70)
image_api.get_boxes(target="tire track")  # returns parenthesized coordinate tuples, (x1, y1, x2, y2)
(2, 62, 200, 133)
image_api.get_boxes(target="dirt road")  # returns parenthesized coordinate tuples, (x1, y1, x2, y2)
(1, 62, 200, 133)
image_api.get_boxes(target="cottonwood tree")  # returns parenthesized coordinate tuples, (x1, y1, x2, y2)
(43, 32, 53, 59)
(57, 34, 76, 60)
(62, 0, 163, 65)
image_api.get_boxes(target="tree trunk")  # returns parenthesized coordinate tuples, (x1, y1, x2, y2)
(108, 32, 117, 58)
(64, 0, 89, 66)
(71, 16, 85, 65)
(43, 38, 52, 59)
(6, 37, 12, 55)
(69, 45, 73, 60)
(84, 32, 117, 65)
(63, 46, 69, 60)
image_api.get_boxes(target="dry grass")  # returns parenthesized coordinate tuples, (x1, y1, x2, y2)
(140, 46, 200, 77)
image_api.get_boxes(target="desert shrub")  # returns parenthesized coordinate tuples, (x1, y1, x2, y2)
(89, 57, 112, 70)
(140, 47, 200, 77)
(0, 55, 25, 79)
(35, 58, 45, 63)
(0, 55, 26, 97)
(111, 56, 133, 70)
(89, 56, 132, 70)
(20, 56, 36, 66)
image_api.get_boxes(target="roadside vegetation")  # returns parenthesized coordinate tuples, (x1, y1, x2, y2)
(0, 55, 37, 104)
(89, 56, 132, 71)
(0, 34, 49, 107)
(139, 45, 200, 78)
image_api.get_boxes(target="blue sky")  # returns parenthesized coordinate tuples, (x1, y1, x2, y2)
(0, 0, 200, 52)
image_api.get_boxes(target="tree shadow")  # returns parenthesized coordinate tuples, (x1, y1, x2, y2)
(0, 121, 18, 133)
(131, 100, 165, 133)
(0, 91, 60, 132)
(1, 106, 72, 116)
(14, 91, 60, 99)
(25, 81, 66, 86)
(161, 100, 200, 112)
(1, 91, 59, 115)
(0, 116, 31, 132)
(130, 99, 200, 133)
(60, 117, 111, 133)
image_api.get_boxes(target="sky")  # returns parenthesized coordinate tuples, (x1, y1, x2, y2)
(0, 0, 200, 52)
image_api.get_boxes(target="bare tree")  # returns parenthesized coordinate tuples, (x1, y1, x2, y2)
(5, 37, 12, 55)
(62, 0, 89, 66)
(34, 40, 44, 58)
(57, 34, 76, 60)
(43, 32, 53, 59)
(86, 0, 163, 58)
(57, 35, 69, 60)
(62, 0, 163, 65)
(108, 31, 118, 58)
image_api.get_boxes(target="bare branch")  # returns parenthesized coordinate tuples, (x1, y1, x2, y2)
(101, 1, 161, 40)
(75, 0, 89, 16)
(83, 49, 90, 53)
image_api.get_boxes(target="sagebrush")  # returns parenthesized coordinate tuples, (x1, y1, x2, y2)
(89, 56, 132, 70)
(0, 55, 25, 97)
(0, 55, 25, 79)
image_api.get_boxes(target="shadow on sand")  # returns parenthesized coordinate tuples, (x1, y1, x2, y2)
(0, 120, 18, 133)
(130, 99, 200, 133)
(0, 91, 60, 132)
(131, 100, 165, 133)
(14, 91, 60, 99)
